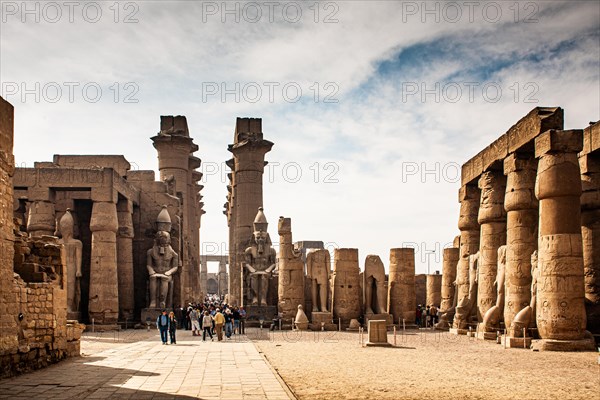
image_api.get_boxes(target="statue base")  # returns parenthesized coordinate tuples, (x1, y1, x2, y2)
(501, 336, 532, 348)
(531, 337, 596, 352)
(365, 313, 393, 330)
(449, 328, 468, 335)
(309, 312, 337, 331)
(141, 308, 164, 327)
(476, 331, 499, 341)
(244, 305, 278, 327)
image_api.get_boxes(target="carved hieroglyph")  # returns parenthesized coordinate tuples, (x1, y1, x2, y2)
(535, 130, 587, 342)
(332, 248, 361, 323)
(277, 216, 303, 318)
(481, 246, 506, 332)
(388, 248, 416, 324)
(364, 255, 387, 314)
(503, 154, 538, 331)
(306, 249, 330, 312)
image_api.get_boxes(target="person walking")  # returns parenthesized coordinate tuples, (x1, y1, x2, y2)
(232, 307, 240, 335)
(168, 311, 177, 344)
(214, 308, 225, 341)
(224, 309, 233, 340)
(202, 311, 213, 341)
(156, 310, 169, 345)
(239, 306, 246, 334)
(190, 307, 200, 336)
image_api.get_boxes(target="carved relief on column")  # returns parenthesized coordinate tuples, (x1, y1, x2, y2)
(503, 153, 538, 332)
(534, 130, 594, 350)
(477, 170, 507, 322)
(332, 248, 361, 324)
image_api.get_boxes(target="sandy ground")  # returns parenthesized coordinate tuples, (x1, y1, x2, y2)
(252, 328, 600, 400)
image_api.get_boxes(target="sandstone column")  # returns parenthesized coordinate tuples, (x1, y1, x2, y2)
(503, 153, 538, 331)
(89, 201, 119, 326)
(477, 170, 507, 322)
(27, 199, 55, 237)
(117, 199, 135, 321)
(534, 129, 593, 350)
(228, 118, 273, 306)
(440, 248, 459, 311)
(388, 248, 416, 324)
(332, 248, 361, 325)
(200, 257, 208, 296)
(581, 147, 600, 333)
(426, 273, 442, 307)
(277, 217, 305, 321)
(453, 184, 481, 328)
(218, 260, 228, 296)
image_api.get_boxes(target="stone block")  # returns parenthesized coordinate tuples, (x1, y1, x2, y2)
(366, 320, 392, 347)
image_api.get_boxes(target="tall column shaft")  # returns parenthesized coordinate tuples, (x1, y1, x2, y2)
(456, 185, 481, 304)
(27, 199, 55, 237)
(535, 130, 587, 342)
(477, 170, 507, 322)
(426, 274, 442, 307)
(89, 201, 119, 325)
(277, 217, 305, 320)
(388, 248, 416, 324)
(332, 248, 361, 324)
(117, 199, 135, 321)
(440, 247, 459, 312)
(503, 154, 538, 330)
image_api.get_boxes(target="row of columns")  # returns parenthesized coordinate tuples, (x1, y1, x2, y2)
(448, 129, 596, 348)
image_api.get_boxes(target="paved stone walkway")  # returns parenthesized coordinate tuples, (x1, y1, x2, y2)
(0, 330, 295, 399)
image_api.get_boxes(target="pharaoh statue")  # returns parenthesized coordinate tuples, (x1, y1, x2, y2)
(306, 249, 330, 312)
(453, 252, 479, 330)
(511, 250, 538, 336)
(58, 209, 83, 316)
(481, 245, 506, 332)
(243, 208, 276, 306)
(147, 206, 179, 309)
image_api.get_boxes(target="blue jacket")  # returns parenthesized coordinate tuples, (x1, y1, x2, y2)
(156, 314, 169, 329)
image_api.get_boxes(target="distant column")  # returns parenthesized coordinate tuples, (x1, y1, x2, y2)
(426, 273, 442, 307)
(117, 199, 135, 321)
(440, 248, 459, 312)
(477, 170, 507, 322)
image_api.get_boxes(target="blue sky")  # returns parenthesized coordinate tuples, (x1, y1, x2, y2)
(1, 1, 599, 273)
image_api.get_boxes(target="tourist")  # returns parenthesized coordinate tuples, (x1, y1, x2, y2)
(224, 308, 233, 339)
(415, 305, 422, 327)
(190, 307, 200, 336)
(425, 305, 431, 327)
(202, 311, 213, 341)
(175, 306, 183, 329)
(156, 310, 169, 345)
(232, 307, 240, 335)
(239, 306, 246, 334)
(214, 308, 225, 341)
(168, 311, 177, 344)
(430, 304, 438, 326)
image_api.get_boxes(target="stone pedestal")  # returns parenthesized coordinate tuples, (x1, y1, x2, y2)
(534, 130, 594, 351)
(477, 170, 507, 322)
(309, 312, 337, 331)
(365, 313, 393, 329)
(501, 336, 532, 348)
(366, 320, 392, 347)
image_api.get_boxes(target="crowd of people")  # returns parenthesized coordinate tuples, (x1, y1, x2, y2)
(156, 294, 247, 344)
(415, 304, 439, 328)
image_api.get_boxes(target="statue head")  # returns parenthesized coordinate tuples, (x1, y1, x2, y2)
(156, 205, 172, 232)
(59, 209, 75, 239)
(156, 230, 171, 247)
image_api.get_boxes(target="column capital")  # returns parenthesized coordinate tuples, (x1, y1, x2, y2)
(535, 130, 583, 157)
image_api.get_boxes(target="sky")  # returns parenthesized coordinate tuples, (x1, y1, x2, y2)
(1, 0, 599, 274)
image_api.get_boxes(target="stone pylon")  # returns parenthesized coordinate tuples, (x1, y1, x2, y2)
(477, 170, 507, 322)
(226, 118, 273, 306)
(332, 248, 361, 325)
(388, 248, 416, 324)
(503, 153, 538, 332)
(277, 217, 305, 321)
(534, 129, 594, 351)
